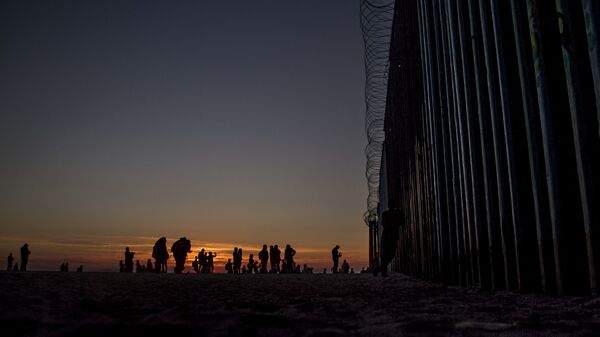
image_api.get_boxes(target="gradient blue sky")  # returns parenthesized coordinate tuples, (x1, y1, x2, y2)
(0, 1, 367, 271)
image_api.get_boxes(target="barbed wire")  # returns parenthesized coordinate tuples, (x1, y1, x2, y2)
(360, 0, 395, 221)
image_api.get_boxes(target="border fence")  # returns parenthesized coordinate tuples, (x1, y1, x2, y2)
(364, 0, 600, 295)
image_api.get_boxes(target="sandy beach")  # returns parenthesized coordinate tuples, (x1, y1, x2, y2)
(1, 271, 599, 336)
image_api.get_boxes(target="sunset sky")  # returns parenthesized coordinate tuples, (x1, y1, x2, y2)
(0, 1, 367, 271)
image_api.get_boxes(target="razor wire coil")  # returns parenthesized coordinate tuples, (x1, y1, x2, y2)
(360, 0, 395, 221)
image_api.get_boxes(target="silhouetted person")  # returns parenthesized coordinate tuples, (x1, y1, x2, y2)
(146, 259, 153, 273)
(272, 245, 281, 273)
(124, 247, 135, 273)
(7, 253, 13, 271)
(225, 259, 233, 273)
(192, 256, 199, 273)
(119, 260, 125, 273)
(61, 262, 69, 272)
(373, 202, 404, 277)
(136, 260, 143, 273)
(269, 245, 276, 273)
(171, 237, 192, 274)
(341, 259, 349, 274)
(152, 237, 169, 273)
(258, 245, 269, 273)
(13, 262, 18, 271)
(199, 249, 207, 273)
(207, 252, 216, 273)
(20, 244, 31, 272)
(247, 254, 255, 274)
(77, 265, 83, 272)
(331, 245, 341, 273)
(284, 244, 295, 272)
(350, 268, 354, 274)
(233, 248, 242, 274)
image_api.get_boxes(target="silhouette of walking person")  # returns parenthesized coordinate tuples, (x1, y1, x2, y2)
(331, 245, 341, 273)
(284, 244, 296, 272)
(373, 201, 404, 277)
(152, 237, 169, 273)
(20, 243, 31, 272)
(124, 247, 135, 273)
(7, 253, 13, 271)
(258, 244, 269, 273)
(171, 237, 192, 274)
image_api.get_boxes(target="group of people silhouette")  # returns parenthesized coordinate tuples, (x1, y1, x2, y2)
(223, 244, 300, 274)
(5, 243, 30, 272)
(4, 239, 360, 275)
(60, 262, 83, 272)
(120, 237, 195, 274)
(115, 237, 353, 275)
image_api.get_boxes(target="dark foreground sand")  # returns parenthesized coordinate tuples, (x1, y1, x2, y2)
(1, 272, 599, 337)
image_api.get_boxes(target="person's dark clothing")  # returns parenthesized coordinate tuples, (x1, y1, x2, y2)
(247, 255, 255, 274)
(171, 237, 192, 274)
(225, 260, 233, 273)
(207, 253, 216, 273)
(199, 250, 207, 273)
(258, 246, 269, 273)
(152, 238, 169, 273)
(269, 246, 276, 272)
(272, 246, 281, 273)
(284, 245, 296, 272)
(374, 208, 403, 277)
(233, 249, 242, 274)
(7, 253, 13, 271)
(20, 244, 31, 272)
(341, 260, 350, 274)
(124, 249, 135, 273)
(332, 246, 341, 273)
(146, 259, 154, 272)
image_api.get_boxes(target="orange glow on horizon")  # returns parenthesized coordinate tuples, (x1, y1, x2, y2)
(0, 235, 368, 272)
